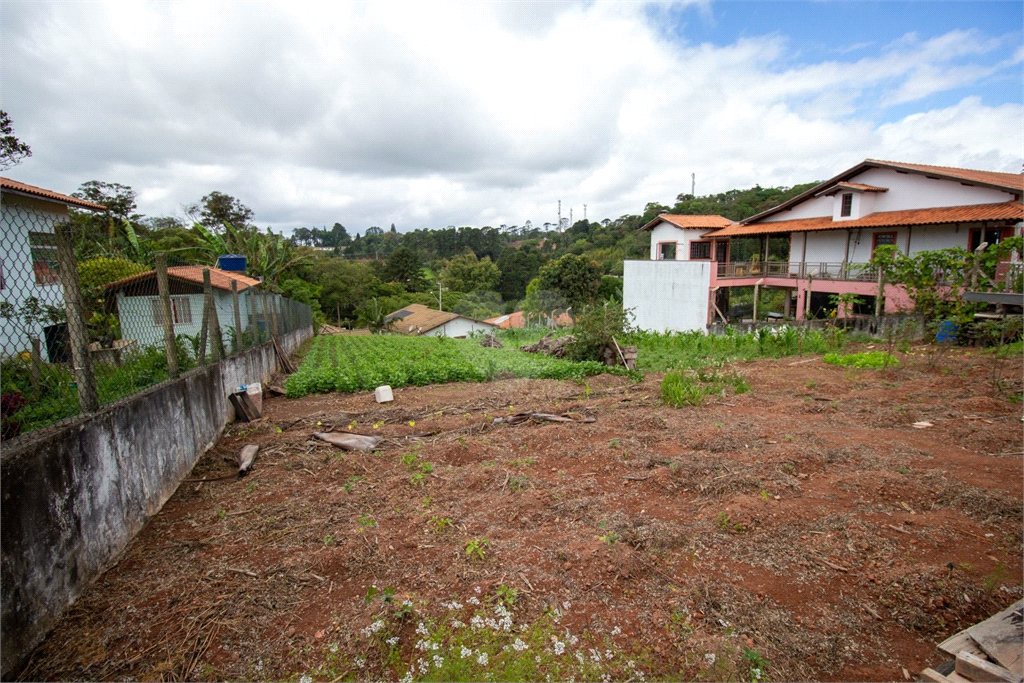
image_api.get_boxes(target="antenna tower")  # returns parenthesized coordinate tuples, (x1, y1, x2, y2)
(558, 200, 562, 232)
(583, 204, 587, 221)
(691, 173, 695, 197)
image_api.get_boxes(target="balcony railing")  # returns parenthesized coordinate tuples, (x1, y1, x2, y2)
(717, 261, 879, 282)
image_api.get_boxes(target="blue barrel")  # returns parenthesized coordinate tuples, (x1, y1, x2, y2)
(935, 320, 959, 343)
(217, 254, 247, 272)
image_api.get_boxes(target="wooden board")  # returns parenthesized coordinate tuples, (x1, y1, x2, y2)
(967, 600, 1024, 677)
(940, 631, 988, 659)
(955, 651, 1017, 683)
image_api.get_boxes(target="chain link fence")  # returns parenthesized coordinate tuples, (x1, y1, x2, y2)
(1, 197, 312, 442)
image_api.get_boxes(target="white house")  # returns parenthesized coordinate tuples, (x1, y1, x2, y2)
(385, 303, 495, 337)
(0, 177, 106, 360)
(624, 160, 1024, 331)
(105, 266, 262, 349)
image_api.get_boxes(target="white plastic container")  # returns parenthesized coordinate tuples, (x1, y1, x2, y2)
(246, 383, 263, 414)
(374, 385, 394, 403)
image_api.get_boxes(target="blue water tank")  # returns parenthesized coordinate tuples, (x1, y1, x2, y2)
(217, 254, 247, 272)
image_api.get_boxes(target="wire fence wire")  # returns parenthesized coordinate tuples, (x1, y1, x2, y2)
(1, 201, 312, 443)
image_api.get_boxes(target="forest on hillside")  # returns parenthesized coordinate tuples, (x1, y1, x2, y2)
(61, 179, 818, 336)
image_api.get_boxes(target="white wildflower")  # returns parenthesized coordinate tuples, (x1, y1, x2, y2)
(451, 619, 465, 629)
(416, 621, 430, 636)
(568, 634, 579, 646)
(402, 599, 413, 608)
(605, 649, 614, 660)
(610, 625, 622, 636)
(300, 676, 312, 683)
(442, 600, 463, 610)
(386, 636, 399, 646)
(354, 656, 366, 669)
(468, 596, 481, 606)
(474, 586, 482, 594)
(418, 658, 429, 674)
(400, 669, 414, 683)
(470, 615, 485, 630)
(627, 660, 636, 669)
(513, 638, 528, 651)
(575, 651, 585, 665)
(433, 654, 445, 668)
(589, 648, 602, 663)
(752, 668, 763, 681)
(477, 651, 489, 666)
(562, 601, 571, 611)
(460, 646, 473, 658)
(553, 639, 565, 655)
(704, 653, 717, 666)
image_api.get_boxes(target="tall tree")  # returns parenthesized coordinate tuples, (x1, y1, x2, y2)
(537, 254, 601, 312)
(379, 246, 426, 291)
(0, 110, 31, 170)
(439, 251, 500, 293)
(192, 191, 255, 231)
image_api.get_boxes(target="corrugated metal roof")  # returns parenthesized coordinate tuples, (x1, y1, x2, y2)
(1, 176, 107, 211)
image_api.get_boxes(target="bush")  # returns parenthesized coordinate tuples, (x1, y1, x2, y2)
(565, 301, 633, 362)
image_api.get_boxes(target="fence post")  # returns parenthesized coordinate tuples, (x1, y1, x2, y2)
(874, 270, 885, 317)
(55, 221, 99, 412)
(231, 280, 242, 354)
(261, 290, 272, 343)
(198, 268, 210, 362)
(154, 252, 179, 379)
(203, 269, 222, 362)
(29, 337, 42, 393)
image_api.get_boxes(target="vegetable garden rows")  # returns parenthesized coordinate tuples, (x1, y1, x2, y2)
(284, 335, 615, 397)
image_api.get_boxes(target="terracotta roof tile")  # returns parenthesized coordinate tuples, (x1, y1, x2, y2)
(640, 214, 735, 231)
(866, 160, 1024, 193)
(1, 176, 106, 211)
(105, 266, 261, 292)
(713, 201, 1023, 237)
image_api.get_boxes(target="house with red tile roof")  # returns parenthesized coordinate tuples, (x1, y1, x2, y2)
(105, 265, 263, 349)
(623, 160, 1023, 331)
(1, 177, 106, 360)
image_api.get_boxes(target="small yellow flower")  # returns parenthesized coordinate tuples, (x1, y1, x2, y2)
(408, 420, 415, 427)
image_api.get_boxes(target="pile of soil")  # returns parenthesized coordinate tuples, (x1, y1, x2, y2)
(18, 344, 1023, 682)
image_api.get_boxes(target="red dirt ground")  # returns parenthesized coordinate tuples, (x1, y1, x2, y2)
(17, 343, 1024, 682)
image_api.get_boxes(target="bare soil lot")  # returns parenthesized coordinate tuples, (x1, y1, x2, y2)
(19, 344, 1023, 682)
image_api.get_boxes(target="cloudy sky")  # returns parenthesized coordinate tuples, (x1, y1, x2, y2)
(2, 1, 1021, 234)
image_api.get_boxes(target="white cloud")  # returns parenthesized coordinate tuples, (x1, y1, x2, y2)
(1, 0, 1020, 233)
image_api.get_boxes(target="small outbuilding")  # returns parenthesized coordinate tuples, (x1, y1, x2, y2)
(385, 303, 495, 338)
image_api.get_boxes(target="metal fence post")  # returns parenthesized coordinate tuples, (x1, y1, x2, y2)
(154, 252, 179, 379)
(55, 221, 99, 412)
(231, 279, 242, 354)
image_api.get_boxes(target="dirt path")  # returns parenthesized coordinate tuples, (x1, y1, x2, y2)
(18, 345, 1023, 682)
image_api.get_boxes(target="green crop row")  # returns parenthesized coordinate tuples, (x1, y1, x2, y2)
(285, 334, 619, 397)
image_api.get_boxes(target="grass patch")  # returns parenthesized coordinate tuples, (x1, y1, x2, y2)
(822, 351, 899, 369)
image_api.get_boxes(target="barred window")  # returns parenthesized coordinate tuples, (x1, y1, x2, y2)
(151, 297, 193, 326)
(689, 241, 712, 259)
(29, 231, 60, 285)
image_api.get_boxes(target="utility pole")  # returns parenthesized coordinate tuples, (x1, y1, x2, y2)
(692, 173, 696, 197)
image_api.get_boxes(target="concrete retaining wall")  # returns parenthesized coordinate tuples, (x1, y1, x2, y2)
(0, 325, 312, 678)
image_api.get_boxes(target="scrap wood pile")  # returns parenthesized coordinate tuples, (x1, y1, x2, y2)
(921, 599, 1023, 683)
(478, 334, 503, 349)
(521, 333, 637, 369)
(521, 333, 574, 358)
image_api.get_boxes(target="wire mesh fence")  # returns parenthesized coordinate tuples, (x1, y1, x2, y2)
(1, 199, 312, 442)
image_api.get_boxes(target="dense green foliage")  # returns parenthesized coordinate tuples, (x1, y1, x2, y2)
(822, 351, 899, 369)
(285, 335, 618, 397)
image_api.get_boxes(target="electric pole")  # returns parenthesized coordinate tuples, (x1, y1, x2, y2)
(692, 173, 696, 197)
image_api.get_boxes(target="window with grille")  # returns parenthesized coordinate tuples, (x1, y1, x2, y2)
(840, 193, 853, 217)
(689, 241, 712, 259)
(29, 231, 60, 285)
(151, 297, 193, 326)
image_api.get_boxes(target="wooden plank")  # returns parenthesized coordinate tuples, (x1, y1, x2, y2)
(946, 670, 974, 683)
(940, 631, 988, 659)
(955, 651, 1017, 683)
(920, 667, 954, 683)
(968, 600, 1024, 676)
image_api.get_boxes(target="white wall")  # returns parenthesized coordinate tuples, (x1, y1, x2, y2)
(647, 223, 712, 260)
(623, 260, 711, 333)
(0, 195, 68, 360)
(858, 167, 1017, 211)
(762, 194, 832, 222)
(425, 317, 495, 338)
